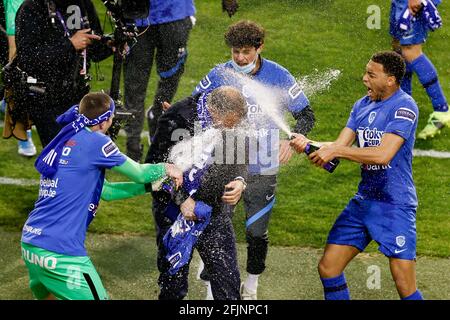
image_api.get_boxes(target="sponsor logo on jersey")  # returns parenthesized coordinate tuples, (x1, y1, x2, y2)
(247, 103, 263, 119)
(368, 111, 377, 124)
(40, 178, 59, 188)
(102, 141, 119, 158)
(395, 108, 416, 122)
(88, 202, 98, 216)
(288, 82, 302, 100)
(21, 247, 57, 270)
(23, 224, 42, 236)
(38, 178, 59, 198)
(362, 163, 392, 171)
(357, 127, 384, 147)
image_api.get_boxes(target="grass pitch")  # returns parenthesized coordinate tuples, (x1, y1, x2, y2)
(0, 0, 449, 299)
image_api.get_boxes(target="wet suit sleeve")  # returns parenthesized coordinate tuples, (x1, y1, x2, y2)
(111, 157, 166, 184)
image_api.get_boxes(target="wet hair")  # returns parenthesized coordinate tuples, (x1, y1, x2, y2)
(224, 20, 265, 49)
(207, 86, 247, 119)
(371, 51, 406, 85)
(79, 92, 111, 121)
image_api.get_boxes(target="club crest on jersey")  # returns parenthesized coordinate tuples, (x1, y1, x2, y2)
(395, 108, 416, 123)
(288, 82, 302, 99)
(368, 111, 377, 124)
(396, 236, 406, 247)
(199, 75, 212, 90)
(102, 141, 118, 157)
(242, 85, 252, 98)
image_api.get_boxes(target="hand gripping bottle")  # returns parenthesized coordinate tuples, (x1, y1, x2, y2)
(304, 143, 340, 173)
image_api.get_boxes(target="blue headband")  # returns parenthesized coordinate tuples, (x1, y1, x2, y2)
(57, 99, 116, 128)
(35, 98, 115, 177)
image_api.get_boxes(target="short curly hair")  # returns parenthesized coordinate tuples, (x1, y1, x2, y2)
(224, 20, 265, 49)
(371, 51, 406, 85)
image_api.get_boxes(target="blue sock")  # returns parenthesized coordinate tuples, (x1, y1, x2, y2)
(402, 290, 424, 300)
(411, 54, 448, 112)
(320, 273, 350, 300)
(401, 61, 413, 96)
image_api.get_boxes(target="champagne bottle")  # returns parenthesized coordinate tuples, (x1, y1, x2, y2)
(304, 143, 340, 173)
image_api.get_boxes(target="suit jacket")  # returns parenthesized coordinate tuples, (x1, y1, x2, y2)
(146, 94, 248, 218)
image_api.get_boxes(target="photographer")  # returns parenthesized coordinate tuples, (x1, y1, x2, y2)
(14, 0, 112, 147)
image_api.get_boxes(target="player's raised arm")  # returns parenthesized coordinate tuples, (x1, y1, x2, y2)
(101, 180, 149, 202)
(112, 159, 183, 188)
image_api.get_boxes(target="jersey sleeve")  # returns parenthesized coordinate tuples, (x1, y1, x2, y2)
(384, 103, 418, 140)
(192, 67, 222, 95)
(5, 0, 24, 35)
(90, 134, 127, 169)
(345, 101, 360, 132)
(282, 73, 310, 114)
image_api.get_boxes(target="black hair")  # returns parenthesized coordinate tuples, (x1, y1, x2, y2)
(371, 51, 406, 85)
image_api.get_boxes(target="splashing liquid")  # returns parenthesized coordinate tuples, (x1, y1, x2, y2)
(166, 68, 341, 171)
(169, 127, 220, 172)
(297, 69, 341, 98)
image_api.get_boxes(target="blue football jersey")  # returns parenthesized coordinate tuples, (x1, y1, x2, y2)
(346, 89, 418, 207)
(21, 129, 127, 256)
(194, 58, 310, 174)
(135, 0, 196, 26)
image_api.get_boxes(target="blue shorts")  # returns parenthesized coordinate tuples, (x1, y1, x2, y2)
(389, 1, 429, 45)
(327, 196, 417, 260)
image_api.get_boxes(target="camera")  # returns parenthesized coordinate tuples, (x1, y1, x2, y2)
(103, 0, 149, 21)
(102, 0, 149, 45)
(1, 61, 46, 96)
(100, 0, 149, 141)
